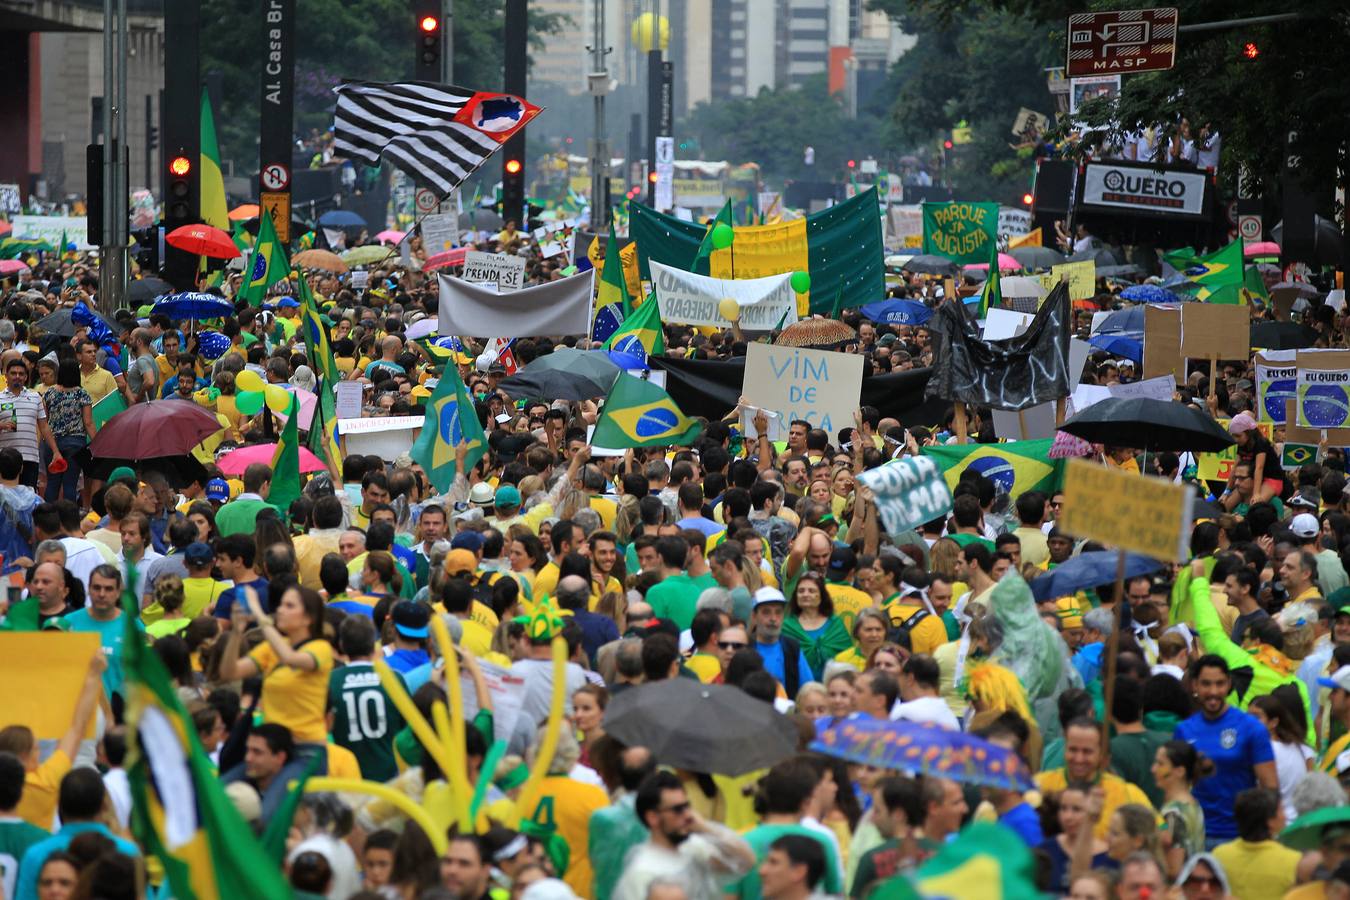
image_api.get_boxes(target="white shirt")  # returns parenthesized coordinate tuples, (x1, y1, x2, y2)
(891, 695, 961, 731)
(103, 767, 131, 828)
(610, 824, 753, 900)
(60, 536, 111, 591)
(118, 548, 164, 590)
(1272, 740, 1313, 824)
(0, 387, 45, 462)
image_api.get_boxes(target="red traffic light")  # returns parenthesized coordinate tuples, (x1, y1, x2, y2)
(943, 139, 954, 150)
(1022, 192, 1034, 206)
(505, 159, 522, 175)
(1242, 41, 1259, 59)
(648, 171, 659, 183)
(419, 15, 439, 33)
(169, 155, 191, 177)
(846, 159, 856, 168)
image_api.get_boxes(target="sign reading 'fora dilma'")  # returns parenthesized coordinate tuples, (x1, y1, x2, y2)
(1080, 163, 1208, 218)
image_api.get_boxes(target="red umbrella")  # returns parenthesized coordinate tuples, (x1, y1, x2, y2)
(165, 223, 240, 259)
(90, 400, 227, 459)
(424, 247, 469, 272)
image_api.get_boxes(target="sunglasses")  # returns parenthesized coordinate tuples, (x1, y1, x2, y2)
(718, 641, 747, 651)
(658, 801, 691, 815)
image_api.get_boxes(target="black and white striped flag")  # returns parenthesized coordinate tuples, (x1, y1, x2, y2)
(332, 81, 541, 195)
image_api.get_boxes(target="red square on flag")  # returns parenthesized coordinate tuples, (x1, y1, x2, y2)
(452, 92, 542, 144)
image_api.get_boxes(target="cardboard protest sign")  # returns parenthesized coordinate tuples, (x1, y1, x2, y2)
(1039, 260, 1096, 300)
(0, 633, 101, 739)
(1143, 305, 1184, 384)
(743, 343, 863, 434)
(420, 212, 458, 255)
(1254, 353, 1297, 423)
(921, 201, 999, 265)
(650, 261, 797, 330)
(1296, 350, 1350, 429)
(1059, 458, 1192, 561)
(1180, 304, 1249, 361)
(857, 456, 954, 536)
(462, 251, 526, 291)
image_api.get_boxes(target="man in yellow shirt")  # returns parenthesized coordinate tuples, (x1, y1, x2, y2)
(0, 651, 105, 829)
(533, 519, 584, 600)
(76, 339, 117, 403)
(877, 558, 947, 657)
(1035, 719, 1156, 840)
(822, 548, 874, 636)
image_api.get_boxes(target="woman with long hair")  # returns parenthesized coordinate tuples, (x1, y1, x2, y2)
(1249, 694, 1313, 824)
(1040, 787, 1110, 895)
(573, 684, 608, 768)
(361, 553, 402, 602)
(780, 571, 851, 682)
(1151, 739, 1208, 878)
(185, 500, 219, 543)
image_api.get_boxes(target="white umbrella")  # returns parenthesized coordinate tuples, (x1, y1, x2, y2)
(1001, 276, 1046, 300)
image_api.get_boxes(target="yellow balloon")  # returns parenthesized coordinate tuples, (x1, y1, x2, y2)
(718, 298, 741, 322)
(235, 370, 264, 393)
(264, 383, 291, 413)
(630, 12, 669, 52)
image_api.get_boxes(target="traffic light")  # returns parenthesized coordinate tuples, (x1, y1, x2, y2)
(501, 157, 525, 225)
(147, 124, 159, 152)
(1022, 192, 1034, 206)
(846, 159, 856, 169)
(414, 0, 441, 81)
(943, 139, 954, 150)
(1242, 41, 1260, 59)
(164, 149, 195, 227)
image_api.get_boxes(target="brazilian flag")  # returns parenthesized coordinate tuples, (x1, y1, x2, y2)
(268, 392, 302, 514)
(921, 438, 1063, 498)
(121, 565, 292, 900)
(237, 207, 289, 307)
(1165, 239, 1244, 303)
(1282, 442, 1317, 469)
(971, 238, 1001, 319)
(870, 823, 1040, 900)
(603, 292, 664, 361)
(592, 372, 702, 448)
(410, 367, 486, 493)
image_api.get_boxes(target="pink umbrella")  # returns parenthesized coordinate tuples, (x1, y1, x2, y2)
(424, 247, 469, 272)
(1244, 241, 1280, 258)
(0, 259, 30, 275)
(964, 253, 1022, 271)
(274, 386, 317, 431)
(376, 229, 407, 244)
(216, 442, 327, 475)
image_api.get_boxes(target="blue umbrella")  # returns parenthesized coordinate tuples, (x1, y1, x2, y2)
(318, 209, 367, 229)
(195, 331, 231, 360)
(1119, 285, 1179, 304)
(152, 292, 234, 321)
(812, 717, 1032, 791)
(1095, 306, 1144, 334)
(860, 299, 933, 326)
(1029, 550, 1164, 602)
(1088, 333, 1142, 363)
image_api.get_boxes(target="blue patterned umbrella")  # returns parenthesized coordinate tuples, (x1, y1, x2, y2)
(153, 292, 234, 320)
(860, 299, 933, 326)
(1095, 306, 1144, 334)
(812, 717, 1032, 791)
(1119, 284, 1178, 304)
(195, 331, 231, 360)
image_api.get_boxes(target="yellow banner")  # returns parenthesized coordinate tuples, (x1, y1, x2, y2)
(1196, 419, 1272, 482)
(1008, 228, 1043, 250)
(1059, 459, 1190, 561)
(0, 632, 101, 739)
(710, 217, 811, 315)
(1039, 260, 1096, 300)
(588, 239, 644, 300)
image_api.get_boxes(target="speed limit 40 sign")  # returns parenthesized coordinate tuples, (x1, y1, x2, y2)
(1238, 214, 1262, 242)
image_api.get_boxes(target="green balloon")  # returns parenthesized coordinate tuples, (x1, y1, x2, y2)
(711, 223, 734, 249)
(236, 390, 264, 415)
(790, 271, 811, 293)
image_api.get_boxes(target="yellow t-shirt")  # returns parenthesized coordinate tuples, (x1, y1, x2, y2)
(1213, 839, 1299, 900)
(327, 742, 362, 780)
(526, 775, 609, 897)
(19, 749, 70, 830)
(533, 562, 560, 599)
(686, 653, 721, 683)
(1034, 769, 1157, 839)
(1321, 731, 1350, 774)
(834, 646, 868, 671)
(248, 638, 335, 743)
(825, 581, 874, 635)
(80, 366, 118, 403)
(458, 617, 496, 658)
(589, 496, 617, 530)
(883, 600, 949, 656)
(587, 576, 623, 611)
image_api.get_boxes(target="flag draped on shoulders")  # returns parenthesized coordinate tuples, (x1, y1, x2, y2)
(238, 209, 289, 307)
(121, 570, 292, 900)
(410, 367, 487, 493)
(592, 372, 702, 449)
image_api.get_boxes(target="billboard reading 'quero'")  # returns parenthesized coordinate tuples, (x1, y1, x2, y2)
(1080, 163, 1208, 218)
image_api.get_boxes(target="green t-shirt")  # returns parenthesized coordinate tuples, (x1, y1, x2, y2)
(60, 609, 144, 697)
(1109, 729, 1169, 808)
(851, 837, 903, 899)
(327, 661, 407, 783)
(0, 816, 50, 900)
(646, 572, 716, 630)
(215, 497, 280, 537)
(948, 533, 996, 553)
(727, 824, 843, 899)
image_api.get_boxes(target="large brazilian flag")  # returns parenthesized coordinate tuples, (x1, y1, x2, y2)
(921, 438, 1063, 499)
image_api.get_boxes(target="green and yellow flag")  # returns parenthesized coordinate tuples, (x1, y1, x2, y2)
(1165, 239, 1244, 302)
(596, 220, 632, 316)
(974, 239, 1001, 319)
(603, 291, 664, 361)
(592, 372, 702, 449)
(921, 438, 1063, 498)
(297, 276, 342, 467)
(122, 568, 292, 900)
(410, 367, 486, 493)
(199, 90, 229, 231)
(870, 823, 1040, 900)
(268, 392, 302, 514)
(238, 208, 289, 307)
(690, 199, 734, 272)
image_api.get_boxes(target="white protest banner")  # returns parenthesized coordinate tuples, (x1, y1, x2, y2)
(337, 415, 425, 461)
(888, 205, 924, 248)
(11, 215, 91, 250)
(982, 308, 1038, 340)
(420, 213, 458, 255)
(651, 261, 796, 330)
(757, 192, 781, 218)
(743, 343, 863, 434)
(740, 405, 784, 441)
(334, 381, 364, 421)
(462, 251, 526, 291)
(452, 658, 525, 745)
(997, 207, 1033, 247)
(1070, 374, 1175, 413)
(532, 219, 578, 258)
(857, 456, 954, 536)
(350, 271, 370, 292)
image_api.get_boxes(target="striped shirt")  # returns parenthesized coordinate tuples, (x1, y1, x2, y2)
(0, 388, 45, 462)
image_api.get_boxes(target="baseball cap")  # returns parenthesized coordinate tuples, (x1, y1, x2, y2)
(753, 586, 787, 608)
(184, 542, 214, 566)
(107, 465, 137, 484)
(276, 297, 300, 308)
(391, 601, 430, 639)
(827, 546, 856, 577)
(468, 483, 495, 506)
(1288, 488, 1321, 510)
(444, 548, 478, 575)
(1290, 513, 1320, 539)
(1329, 587, 1350, 614)
(206, 478, 230, 502)
(1319, 665, 1350, 692)
(495, 484, 521, 508)
(450, 531, 485, 553)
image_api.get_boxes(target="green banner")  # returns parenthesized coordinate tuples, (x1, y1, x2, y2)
(630, 188, 885, 315)
(921, 201, 1000, 265)
(92, 390, 127, 431)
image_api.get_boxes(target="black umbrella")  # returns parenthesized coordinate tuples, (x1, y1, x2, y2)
(603, 679, 799, 776)
(33, 306, 118, 338)
(496, 347, 621, 401)
(1067, 246, 1125, 266)
(901, 254, 959, 276)
(1059, 397, 1235, 453)
(1008, 246, 1063, 270)
(127, 277, 173, 304)
(1029, 550, 1165, 602)
(1251, 321, 1318, 351)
